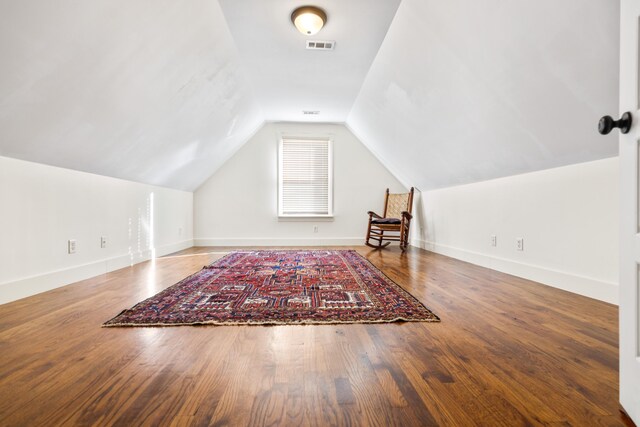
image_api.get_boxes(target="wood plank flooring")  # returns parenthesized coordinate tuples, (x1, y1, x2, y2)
(0, 246, 634, 426)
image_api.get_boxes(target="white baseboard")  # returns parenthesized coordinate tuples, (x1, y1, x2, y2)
(194, 237, 363, 247)
(4, 236, 614, 307)
(412, 239, 618, 305)
(156, 239, 194, 257)
(0, 239, 194, 306)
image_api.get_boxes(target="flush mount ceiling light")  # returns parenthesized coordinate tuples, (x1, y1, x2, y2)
(291, 6, 327, 36)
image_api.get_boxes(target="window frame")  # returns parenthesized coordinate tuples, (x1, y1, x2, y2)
(278, 136, 334, 219)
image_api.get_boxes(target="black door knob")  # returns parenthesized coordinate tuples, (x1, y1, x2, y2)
(598, 112, 632, 135)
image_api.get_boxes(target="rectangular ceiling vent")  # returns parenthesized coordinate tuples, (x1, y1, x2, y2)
(302, 110, 320, 115)
(306, 40, 335, 51)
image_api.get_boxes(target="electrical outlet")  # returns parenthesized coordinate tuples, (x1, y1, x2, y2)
(491, 235, 497, 247)
(178, 227, 183, 237)
(313, 225, 319, 233)
(100, 236, 107, 248)
(68, 239, 76, 254)
(516, 238, 524, 251)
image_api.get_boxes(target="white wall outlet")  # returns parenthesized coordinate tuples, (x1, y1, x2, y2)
(68, 239, 76, 254)
(178, 227, 183, 237)
(100, 236, 107, 248)
(491, 235, 497, 247)
(516, 238, 524, 251)
(313, 225, 319, 233)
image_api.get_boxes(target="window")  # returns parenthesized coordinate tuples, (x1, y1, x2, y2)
(279, 137, 333, 217)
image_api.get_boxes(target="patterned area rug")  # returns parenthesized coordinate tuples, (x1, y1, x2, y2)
(103, 250, 440, 327)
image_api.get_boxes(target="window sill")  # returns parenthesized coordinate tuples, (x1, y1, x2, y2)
(278, 215, 335, 222)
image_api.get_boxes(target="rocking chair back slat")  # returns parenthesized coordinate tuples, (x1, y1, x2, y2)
(386, 193, 411, 219)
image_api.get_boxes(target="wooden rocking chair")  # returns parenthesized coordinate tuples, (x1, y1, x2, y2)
(365, 187, 414, 251)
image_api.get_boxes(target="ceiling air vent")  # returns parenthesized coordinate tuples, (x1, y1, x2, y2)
(302, 110, 320, 115)
(306, 40, 335, 51)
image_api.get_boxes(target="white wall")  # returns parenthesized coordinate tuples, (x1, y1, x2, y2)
(413, 157, 619, 304)
(194, 123, 406, 246)
(0, 156, 194, 304)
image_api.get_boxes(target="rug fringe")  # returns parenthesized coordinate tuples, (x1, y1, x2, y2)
(102, 316, 440, 328)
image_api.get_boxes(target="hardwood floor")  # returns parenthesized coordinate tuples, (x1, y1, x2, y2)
(0, 246, 634, 426)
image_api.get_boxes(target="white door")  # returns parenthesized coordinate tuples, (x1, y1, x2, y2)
(619, 0, 640, 423)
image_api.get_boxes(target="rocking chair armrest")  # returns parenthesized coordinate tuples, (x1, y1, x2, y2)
(368, 211, 383, 219)
(401, 211, 413, 221)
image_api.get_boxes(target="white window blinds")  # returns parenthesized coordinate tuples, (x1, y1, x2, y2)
(279, 138, 332, 216)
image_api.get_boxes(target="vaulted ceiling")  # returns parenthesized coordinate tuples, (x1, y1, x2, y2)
(348, 0, 620, 189)
(0, 0, 619, 191)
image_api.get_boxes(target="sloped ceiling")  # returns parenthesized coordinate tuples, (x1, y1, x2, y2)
(218, 0, 400, 123)
(347, 0, 620, 190)
(0, 0, 263, 191)
(0, 0, 621, 192)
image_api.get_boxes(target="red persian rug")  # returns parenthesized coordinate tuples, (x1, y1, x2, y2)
(103, 250, 439, 327)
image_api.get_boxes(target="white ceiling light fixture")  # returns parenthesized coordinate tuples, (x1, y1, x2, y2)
(291, 6, 327, 35)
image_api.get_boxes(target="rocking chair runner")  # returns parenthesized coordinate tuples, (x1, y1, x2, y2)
(365, 187, 415, 251)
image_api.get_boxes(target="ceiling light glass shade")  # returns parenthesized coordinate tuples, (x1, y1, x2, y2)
(291, 6, 327, 35)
